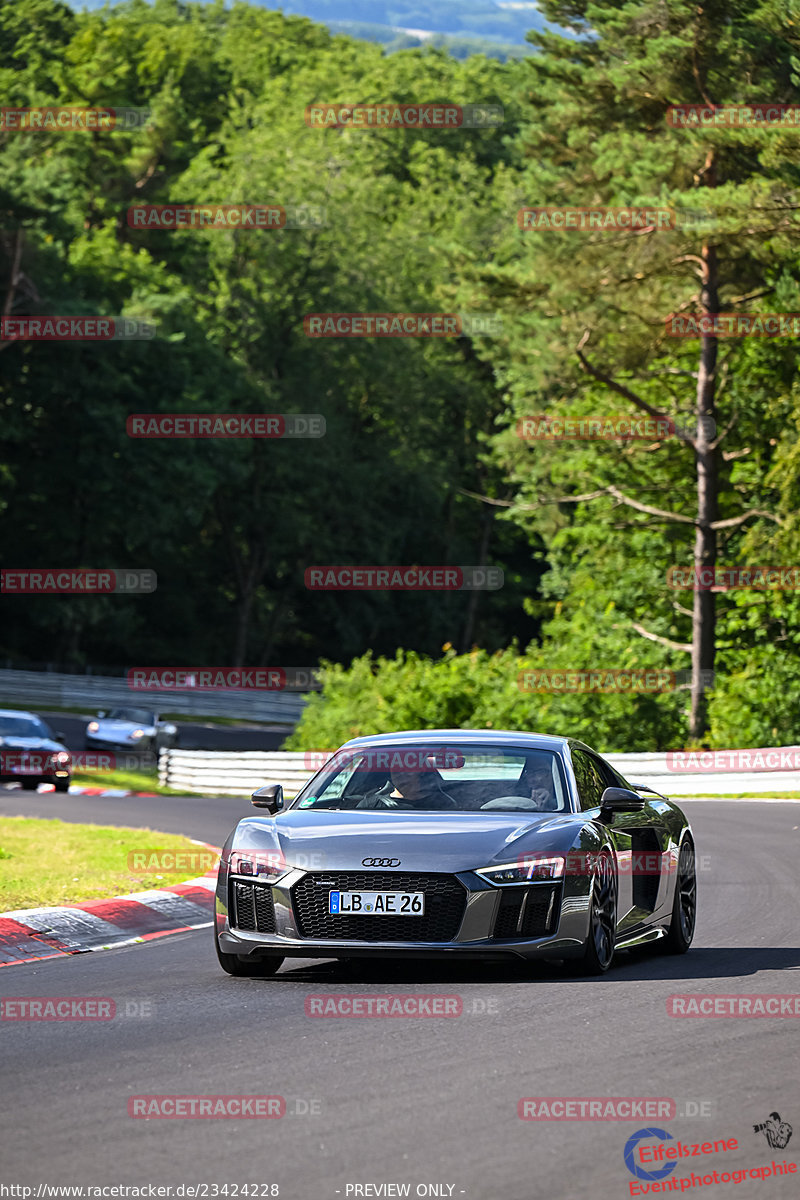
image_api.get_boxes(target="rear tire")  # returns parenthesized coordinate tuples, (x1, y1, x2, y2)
(662, 838, 696, 954)
(21, 780, 38, 791)
(214, 924, 284, 977)
(54, 781, 70, 793)
(572, 849, 617, 975)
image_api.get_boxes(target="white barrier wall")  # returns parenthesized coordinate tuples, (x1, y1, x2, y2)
(158, 747, 800, 797)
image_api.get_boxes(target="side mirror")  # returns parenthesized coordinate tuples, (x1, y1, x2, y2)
(600, 786, 646, 814)
(161, 723, 178, 735)
(97, 711, 106, 719)
(252, 784, 284, 813)
(55, 731, 66, 742)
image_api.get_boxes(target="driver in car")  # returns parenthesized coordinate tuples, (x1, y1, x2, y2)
(357, 765, 458, 809)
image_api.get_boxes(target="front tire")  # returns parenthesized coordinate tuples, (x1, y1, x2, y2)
(21, 780, 38, 791)
(574, 849, 617, 975)
(214, 924, 284, 977)
(54, 780, 70, 793)
(662, 838, 696, 954)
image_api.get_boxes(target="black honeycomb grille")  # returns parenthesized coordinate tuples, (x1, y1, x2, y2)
(291, 871, 467, 942)
(232, 881, 276, 933)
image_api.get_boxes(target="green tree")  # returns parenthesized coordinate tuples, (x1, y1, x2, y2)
(469, 0, 800, 740)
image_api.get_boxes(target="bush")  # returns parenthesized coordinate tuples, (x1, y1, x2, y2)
(285, 646, 688, 752)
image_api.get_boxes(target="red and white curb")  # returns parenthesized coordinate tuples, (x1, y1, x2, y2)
(0, 852, 220, 967)
(0, 782, 160, 801)
(68, 787, 161, 797)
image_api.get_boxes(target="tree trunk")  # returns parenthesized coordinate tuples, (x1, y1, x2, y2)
(460, 505, 494, 651)
(690, 240, 719, 741)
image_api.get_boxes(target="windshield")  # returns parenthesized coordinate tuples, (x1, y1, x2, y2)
(292, 744, 569, 813)
(107, 708, 156, 724)
(0, 715, 50, 738)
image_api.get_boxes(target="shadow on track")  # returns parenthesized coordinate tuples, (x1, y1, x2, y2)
(236, 944, 800, 986)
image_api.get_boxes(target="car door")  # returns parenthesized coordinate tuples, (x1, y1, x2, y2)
(588, 749, 674, 924)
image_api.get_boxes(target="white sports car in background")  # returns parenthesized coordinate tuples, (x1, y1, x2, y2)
(84, 707, 178, 755)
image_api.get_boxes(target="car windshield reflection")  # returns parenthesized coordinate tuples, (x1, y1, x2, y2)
(293, 745, 568, 813)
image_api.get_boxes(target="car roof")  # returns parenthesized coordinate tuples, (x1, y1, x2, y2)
(0, 708, 39, 719)
(104, 709, 157, 716)
(340, 729, 571, 751)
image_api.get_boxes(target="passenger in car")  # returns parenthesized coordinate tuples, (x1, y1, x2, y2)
(479, 757, 557, 811)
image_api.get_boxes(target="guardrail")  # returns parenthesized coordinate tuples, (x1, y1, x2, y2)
(158, 746, 800, 797)
(159, 750, 317, 795)
(0, 668, 307, 725)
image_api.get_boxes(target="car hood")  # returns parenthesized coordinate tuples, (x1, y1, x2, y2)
(93, 721, 155, 736)
(0, 736, 65, 753)
(231, 810, 585, 874)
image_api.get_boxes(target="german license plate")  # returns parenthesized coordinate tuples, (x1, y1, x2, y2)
(328, 891, 424, 915)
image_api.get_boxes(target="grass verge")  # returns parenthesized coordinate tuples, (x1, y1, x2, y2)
(70, 766, 205, 796)
(681, 792, 800, 800)
(0, 816, 218, 910)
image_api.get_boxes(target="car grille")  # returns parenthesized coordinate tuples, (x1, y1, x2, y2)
(492, 885, 559, 939)
(232, 881, 276, 933)
(291, 871, 467, 942)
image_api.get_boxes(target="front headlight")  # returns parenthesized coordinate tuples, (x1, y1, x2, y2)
(229, 850, 288, 883)
(129, 728, 145, 740)
(476, 856, 565, 886)
(87, 721, 99, 733)
(53, 752, 71, 765)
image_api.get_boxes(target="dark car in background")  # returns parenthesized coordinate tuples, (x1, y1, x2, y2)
(0, 708, 72, 792)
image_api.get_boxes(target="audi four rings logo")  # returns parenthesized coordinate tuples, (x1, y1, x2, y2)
(362, 857, 402, 867)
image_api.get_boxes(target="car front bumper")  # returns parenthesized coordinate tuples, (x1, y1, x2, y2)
(216, 866, 592, 962)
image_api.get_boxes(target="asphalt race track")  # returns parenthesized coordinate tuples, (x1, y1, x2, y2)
(1, 793, 799, 1199)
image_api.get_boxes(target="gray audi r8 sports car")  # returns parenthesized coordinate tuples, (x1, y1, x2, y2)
(214, 730, 696, 977)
